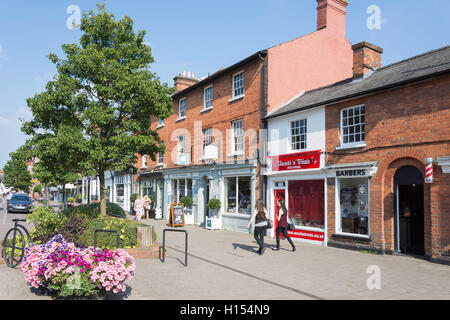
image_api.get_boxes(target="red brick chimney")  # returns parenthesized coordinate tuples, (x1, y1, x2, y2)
(317, 0, 349, 36)
(352, 42, 384, 78)
(174, 71, 200, 93)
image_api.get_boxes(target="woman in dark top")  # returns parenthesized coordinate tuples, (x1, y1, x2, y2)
(273, 200, 296, 252)
(248, 199, 269, 255)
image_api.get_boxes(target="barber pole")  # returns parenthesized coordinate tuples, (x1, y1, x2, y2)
(425, 158, 434, 183)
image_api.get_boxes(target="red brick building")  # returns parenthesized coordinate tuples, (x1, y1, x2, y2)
(136, 0, 356, 232)
(266, 43, 450, 262)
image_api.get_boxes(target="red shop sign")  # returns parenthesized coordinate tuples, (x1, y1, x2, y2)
(270, 150, 321, 172)
(287, 229, 324, 242)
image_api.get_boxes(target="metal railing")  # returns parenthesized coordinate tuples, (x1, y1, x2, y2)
(159, 229, 188, 267)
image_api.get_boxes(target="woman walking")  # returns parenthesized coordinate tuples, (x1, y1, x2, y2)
(273, 200, 296, 252)
(134, 195, 144, 221)
(248, 199, 269, 255)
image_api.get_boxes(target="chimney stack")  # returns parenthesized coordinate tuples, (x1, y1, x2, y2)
(174, 71, 200, 93)
(352, 42, 383, 78)
(316, 0, 348, 36)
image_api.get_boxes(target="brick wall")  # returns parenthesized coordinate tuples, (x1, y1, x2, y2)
(325, 74, 450, 258)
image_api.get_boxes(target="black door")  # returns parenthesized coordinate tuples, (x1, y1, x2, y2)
(394, 166, 425, 256)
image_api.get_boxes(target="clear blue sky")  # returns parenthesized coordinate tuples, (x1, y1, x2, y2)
(0, 0, 449, 168)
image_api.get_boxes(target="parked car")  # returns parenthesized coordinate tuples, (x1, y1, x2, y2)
(7, 193, 33, 214)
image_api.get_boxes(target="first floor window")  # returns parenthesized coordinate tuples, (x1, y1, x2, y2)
(158, 152, 164, 165)
(225, 176, 252, 215)
(204, 86, 213, 109)
(291, 119, 307, 151)
(179, 98, 186, 119)
(203, 128, 213, 155)
(338, 178, 369, 236)
(232, 119, 244, 153)
(341, 105, 365, 145)
(288, 180, 324, 229)
(142, 155, 148, 168)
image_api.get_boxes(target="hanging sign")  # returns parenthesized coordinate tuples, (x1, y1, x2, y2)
(270, 150, 321, 172)
(169, 203, 185, 227)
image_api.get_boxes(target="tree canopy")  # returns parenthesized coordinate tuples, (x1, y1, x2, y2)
(2, 151, 32, 192)
(22, 3, 174, 215)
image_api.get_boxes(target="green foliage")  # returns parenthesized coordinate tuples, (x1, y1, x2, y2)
(2, 151, 32, 191)
(76, 193, 82, 203)
(21, 3, 174, 216)
(180, 196, 193, 208)
(61, 202, 126, 219)
(130, 193, 138, 204)
(67, 197, 76, 203)
(34, 184, 43, 194)
(78, 216, 143, 249)
(27, 206, 68, 243)
(207, 198, 222, 210)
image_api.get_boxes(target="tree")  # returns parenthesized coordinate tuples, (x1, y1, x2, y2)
(22, 3, 174, 215)
(2, 152, 32, 192)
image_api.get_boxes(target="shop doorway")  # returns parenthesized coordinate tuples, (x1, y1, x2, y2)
(394, 166, 425, 256)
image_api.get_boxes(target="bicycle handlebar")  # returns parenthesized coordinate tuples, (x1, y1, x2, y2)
(12, 219, 27, 223)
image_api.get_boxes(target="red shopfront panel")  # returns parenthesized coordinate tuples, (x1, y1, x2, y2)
(284, 180, 325, 242)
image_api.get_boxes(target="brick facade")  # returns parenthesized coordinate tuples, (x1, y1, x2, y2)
(325, 74, 450, 259)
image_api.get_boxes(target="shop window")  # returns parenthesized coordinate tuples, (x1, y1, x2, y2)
(116, 184, 125, 203)
(172, 178, 193, 203)
(338, 178, 369, 236)
(288, 180, 324, 229)
(225, 176, 251, 215)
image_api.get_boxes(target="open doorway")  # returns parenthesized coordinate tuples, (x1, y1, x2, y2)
(394, 166, 425, 256)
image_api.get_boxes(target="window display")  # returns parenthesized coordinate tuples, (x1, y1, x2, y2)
(288, 180, 324, 229)
(116, 184, 124, 203)
(339, 178, 369, 235)
(225, 176, 252, 215)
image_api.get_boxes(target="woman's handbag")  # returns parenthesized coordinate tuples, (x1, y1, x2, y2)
(266, 219, 273, 229)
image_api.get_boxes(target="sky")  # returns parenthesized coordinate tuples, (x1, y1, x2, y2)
(0, 0, 449, 168)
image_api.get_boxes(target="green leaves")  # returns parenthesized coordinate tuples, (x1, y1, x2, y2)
(20, 2, 174, 214)
(2, 151, 32, 191)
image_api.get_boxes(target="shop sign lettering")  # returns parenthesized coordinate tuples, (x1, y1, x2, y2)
(336, 169, 367, 177)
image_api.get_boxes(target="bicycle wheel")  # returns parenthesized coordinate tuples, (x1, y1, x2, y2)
(2, 228, 26, 268)
(17, 224, 32, 244)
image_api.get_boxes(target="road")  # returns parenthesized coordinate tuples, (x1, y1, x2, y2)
(0, 196, 34, 242)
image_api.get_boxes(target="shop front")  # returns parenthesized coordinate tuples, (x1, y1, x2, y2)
(266, 150, 327, 246)
(327, 163, 378, 240)
(163, 161, 257, 233)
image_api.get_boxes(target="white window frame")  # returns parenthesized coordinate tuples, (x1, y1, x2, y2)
(158, 152, 164, 166)
(203, 85, 214, 111)
(224, 175, 252, 216)
(178, 98, 186, 120)
(339, 105, 366, 149)
(157, 119, 165, 128)
(231, 119, 244, 154)
(203, 127, 213, 155)
(231, 71, 245, 100)
(142, 155, 148, 168)
(178, 135, 186, 155)
(290, 119, 307, 151)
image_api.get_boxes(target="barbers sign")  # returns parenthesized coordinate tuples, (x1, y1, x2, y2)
(335, 169, 367, 177)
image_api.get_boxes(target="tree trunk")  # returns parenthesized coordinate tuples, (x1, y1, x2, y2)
(99, 169, 107, 216)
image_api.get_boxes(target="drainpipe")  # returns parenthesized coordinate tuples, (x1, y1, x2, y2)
(258, 52, 268, 204)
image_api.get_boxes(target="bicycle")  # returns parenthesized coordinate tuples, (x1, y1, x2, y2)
(2, 219, 32, 268)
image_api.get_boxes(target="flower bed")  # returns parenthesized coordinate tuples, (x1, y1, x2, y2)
(21, 235, 135, 299)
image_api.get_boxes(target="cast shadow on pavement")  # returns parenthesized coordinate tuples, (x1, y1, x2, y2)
(29, 285, 133, 300)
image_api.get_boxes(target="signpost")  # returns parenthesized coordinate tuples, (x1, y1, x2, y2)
(169, 203, 186, 228)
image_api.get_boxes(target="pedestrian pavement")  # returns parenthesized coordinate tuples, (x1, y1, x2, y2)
(1, 208, 449, 300)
